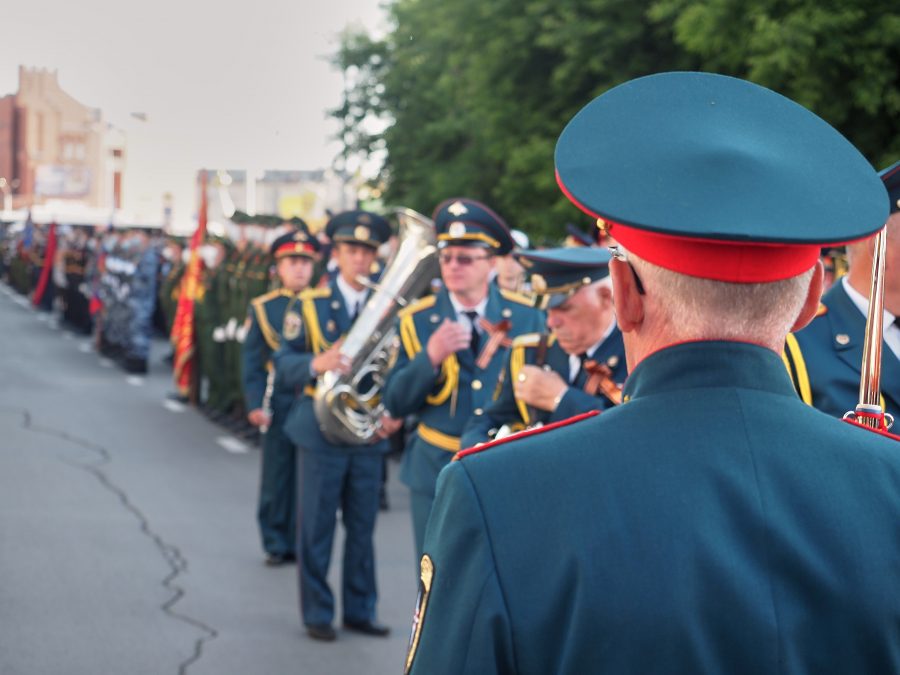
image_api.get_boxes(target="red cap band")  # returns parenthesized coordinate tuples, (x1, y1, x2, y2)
(556, 169, 822, 283)
(275, 242, 316, 258)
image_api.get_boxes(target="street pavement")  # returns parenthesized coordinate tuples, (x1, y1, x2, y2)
(0, 283, 418, 675)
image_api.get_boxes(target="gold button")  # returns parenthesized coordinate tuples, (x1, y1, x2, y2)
(472, 379, 482, 390)
(836, 334, 850, 346)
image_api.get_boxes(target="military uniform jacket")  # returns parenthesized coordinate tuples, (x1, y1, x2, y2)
(382, 285, 544, 493)
(407, 341, 900, 674)
(274, 279, 388, 455)
(242, 288, 298, 415)
(784, 280, 900, 419)
(459, 328, 626, 448)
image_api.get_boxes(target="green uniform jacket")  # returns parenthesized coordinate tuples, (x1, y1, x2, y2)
(407, 341, 900, 675)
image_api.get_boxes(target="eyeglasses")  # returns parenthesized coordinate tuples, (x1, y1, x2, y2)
(439, 252, 491, 266)
(607, 245, 646, 295)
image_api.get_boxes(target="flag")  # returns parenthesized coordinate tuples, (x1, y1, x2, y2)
(31, 222, 57, 307)
(171, 171, 208, 400)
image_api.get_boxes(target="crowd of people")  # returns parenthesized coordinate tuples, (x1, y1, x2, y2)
(3, 70, 899, 673)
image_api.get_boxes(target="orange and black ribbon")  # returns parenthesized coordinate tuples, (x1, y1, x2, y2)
(583, 360, 623, 405)
(475, 318, 512, 369)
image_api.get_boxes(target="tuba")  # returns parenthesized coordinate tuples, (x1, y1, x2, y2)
(313, 208, 439, 444)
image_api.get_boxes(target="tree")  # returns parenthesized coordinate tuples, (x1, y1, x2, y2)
(333, 0, 900, 242)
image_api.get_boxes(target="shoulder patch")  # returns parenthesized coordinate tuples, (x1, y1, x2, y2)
(398, 294, 437, 319)
(512, 332, 542, 348)
(500, 288, 537, 307)
(250, 288, 284, 307)
(300, 287, 331, 301)
(454, 410, 600, 461)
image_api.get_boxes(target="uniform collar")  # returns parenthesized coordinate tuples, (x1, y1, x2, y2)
(335, 273, 368, 310)
(448, 290, 489, 320)
(842, 275, 897, 326)
(623, 340, 797, 401)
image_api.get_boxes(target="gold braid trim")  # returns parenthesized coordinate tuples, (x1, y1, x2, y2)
(416, 423, 461, 452)
(427, 355, 459, 406)
(509, 344, 530, 426)
(301, 294, 331, 354)
(783, 333, 812, 405)
(251, 298, 280, 351)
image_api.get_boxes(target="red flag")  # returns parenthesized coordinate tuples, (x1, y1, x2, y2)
(32, 222, 58, 307)
(171, 171, 209, 400)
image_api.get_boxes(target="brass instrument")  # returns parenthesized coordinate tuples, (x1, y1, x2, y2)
(313, 208, 439, 444)
(843, 226, 894, 430)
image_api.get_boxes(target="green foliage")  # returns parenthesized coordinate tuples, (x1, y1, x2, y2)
(333, 0, 900, 242)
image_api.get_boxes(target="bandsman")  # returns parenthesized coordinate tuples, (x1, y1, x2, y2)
(274, 210, 397, 642)
(460, 246, 625, 448)
(381, 198, 545, 561)
(784, 161, 900, 419)
(242, 223, 319, 566)
(404, 71, 900, 675)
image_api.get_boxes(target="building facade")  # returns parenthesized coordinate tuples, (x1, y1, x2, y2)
(0, 66, 123, 211)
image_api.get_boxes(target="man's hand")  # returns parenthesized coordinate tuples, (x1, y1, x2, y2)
(375, 413, 404, 439)
(312, 339, 350, 375)
(513, 364, 568, 411)
(247, 408, 272, 428)
(426, 319, 471, 367)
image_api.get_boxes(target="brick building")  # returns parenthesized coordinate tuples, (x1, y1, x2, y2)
(0, 66, 123, 211)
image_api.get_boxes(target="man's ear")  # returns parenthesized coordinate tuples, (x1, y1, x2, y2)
(610, 259, 643, 332)
(790, 260, 825, 333)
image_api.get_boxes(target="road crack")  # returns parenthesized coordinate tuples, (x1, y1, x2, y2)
(3, 406, 218, 674)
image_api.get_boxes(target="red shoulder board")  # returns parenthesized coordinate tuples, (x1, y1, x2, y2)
(842, 416, 900, 442)
(454, 410, 600, 461)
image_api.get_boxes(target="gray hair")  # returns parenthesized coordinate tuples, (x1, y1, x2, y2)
(627, 251, 815, 342)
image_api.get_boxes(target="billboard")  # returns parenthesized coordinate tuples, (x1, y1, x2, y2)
(34, 165, 92, 198)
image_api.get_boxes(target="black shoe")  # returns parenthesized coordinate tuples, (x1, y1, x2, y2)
(306, 623, 337, 642)
(166, 392, 189, 404)
(343, 620, 390, 637)
(123, 356, 148, 374)
(264, 552, 295, 566)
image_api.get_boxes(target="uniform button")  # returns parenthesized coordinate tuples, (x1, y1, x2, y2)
(472, 379, 482, 390)
(835, 334, 850, 346)
(474, 408, 483, 415)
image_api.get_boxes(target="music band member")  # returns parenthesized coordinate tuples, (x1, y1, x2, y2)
(460, 246, 626, 448)
(381, 198, 545, 561)
(242, 224, 319, 566)
(784, 161, 900, 419)
(274, 211, 396, 642)
(404, 72, 900, 675)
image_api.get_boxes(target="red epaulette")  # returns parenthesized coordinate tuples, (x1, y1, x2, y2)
(453, 410, 600, 461)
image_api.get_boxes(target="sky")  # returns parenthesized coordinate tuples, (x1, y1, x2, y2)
(1, 0, 387, 227)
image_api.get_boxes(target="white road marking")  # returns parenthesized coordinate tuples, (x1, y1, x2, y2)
(162, 400, 186, 413)
(99, 358, 114, 368)
(217, 436, 249, 454)
(78, 342, 93, 353)
(126, 376, 145, 387)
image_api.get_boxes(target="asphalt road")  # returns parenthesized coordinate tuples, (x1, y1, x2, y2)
(0, 283, 417, 675)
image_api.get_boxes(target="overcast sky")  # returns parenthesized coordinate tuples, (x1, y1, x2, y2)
(1, 0, 386, 226)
